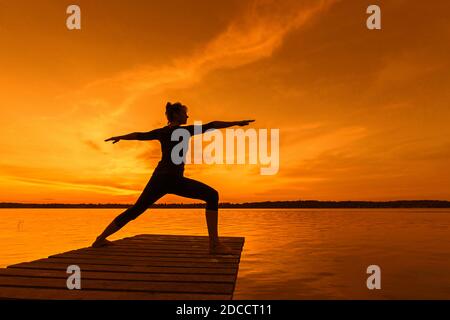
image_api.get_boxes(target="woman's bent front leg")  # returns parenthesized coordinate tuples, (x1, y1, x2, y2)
(170, 177, 237, 254)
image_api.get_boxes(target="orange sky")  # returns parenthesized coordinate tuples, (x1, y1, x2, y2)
(1, 0, 449, 204)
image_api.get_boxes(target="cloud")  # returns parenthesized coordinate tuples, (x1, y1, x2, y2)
(75, 0, 338, 111)
(83, 139, 104, 152)
(282, 125, 368, 164)
(0, 175, 139, 196)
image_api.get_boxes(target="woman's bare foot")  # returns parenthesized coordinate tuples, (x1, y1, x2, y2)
(91, 237, 113, 248)
(209, 241, 237, 255)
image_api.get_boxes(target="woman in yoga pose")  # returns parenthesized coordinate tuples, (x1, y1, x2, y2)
(92, 102, 254, 254)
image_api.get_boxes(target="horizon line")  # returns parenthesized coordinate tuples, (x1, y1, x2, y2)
(1, 199, 449, 209)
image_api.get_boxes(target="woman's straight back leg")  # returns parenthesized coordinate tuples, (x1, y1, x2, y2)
(92, 175, 168, 247)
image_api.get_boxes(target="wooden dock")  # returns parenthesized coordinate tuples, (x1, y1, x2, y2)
(0, 234, 245, 300)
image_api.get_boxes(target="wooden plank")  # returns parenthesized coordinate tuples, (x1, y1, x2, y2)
(132, 234, 244, 242)
(50, 252, 239, 264)
(58, 248, 240, 261)
(0, 275, 234, 294)
(62, 246, 242, 257)
(9, 261, 237, 275)
(117, 237, 244, 247)
(105, 243, 243, 252)
(16, 257, 238, 269)
(0, 268, 236, 283)
(121, 238, 244, 245)
(0, 286, 230, 300)
(93, 246, 240, 254)
(117, 236, 244, 244)
(109, 244, 243, 252)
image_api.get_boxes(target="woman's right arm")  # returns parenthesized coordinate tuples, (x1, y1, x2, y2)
(105, 128, 161, 144)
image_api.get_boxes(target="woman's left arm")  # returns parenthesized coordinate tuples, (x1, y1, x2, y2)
(181, 120, 255, 136)
(204, 120, 255, 130)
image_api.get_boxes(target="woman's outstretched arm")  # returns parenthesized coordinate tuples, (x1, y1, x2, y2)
(204, 120, 255, 130)
(182, 120, 255, 136)
(105, 128, 161, 144)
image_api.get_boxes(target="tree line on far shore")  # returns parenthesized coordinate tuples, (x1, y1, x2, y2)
(1, 200, 449, 209)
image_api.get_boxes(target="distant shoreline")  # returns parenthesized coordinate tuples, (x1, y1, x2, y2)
(1, 200, 449, 209)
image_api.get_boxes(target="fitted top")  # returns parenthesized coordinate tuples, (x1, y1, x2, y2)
(145, 124, 213, 176)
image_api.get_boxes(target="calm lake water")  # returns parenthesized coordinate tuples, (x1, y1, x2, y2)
(1, 208, 449, 299)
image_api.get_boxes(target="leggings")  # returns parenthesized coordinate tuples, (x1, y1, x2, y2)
(113, 173, 219, 228)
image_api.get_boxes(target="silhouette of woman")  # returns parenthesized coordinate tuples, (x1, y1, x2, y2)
(92, 102, 254, 254)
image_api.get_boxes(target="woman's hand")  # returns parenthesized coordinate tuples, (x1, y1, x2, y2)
(105, 136, 121, 144)
(237, 120, 255, 126)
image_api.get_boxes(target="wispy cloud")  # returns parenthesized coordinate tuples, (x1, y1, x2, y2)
(76, 0, 338, 109)
(0, 175, 139, 196)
